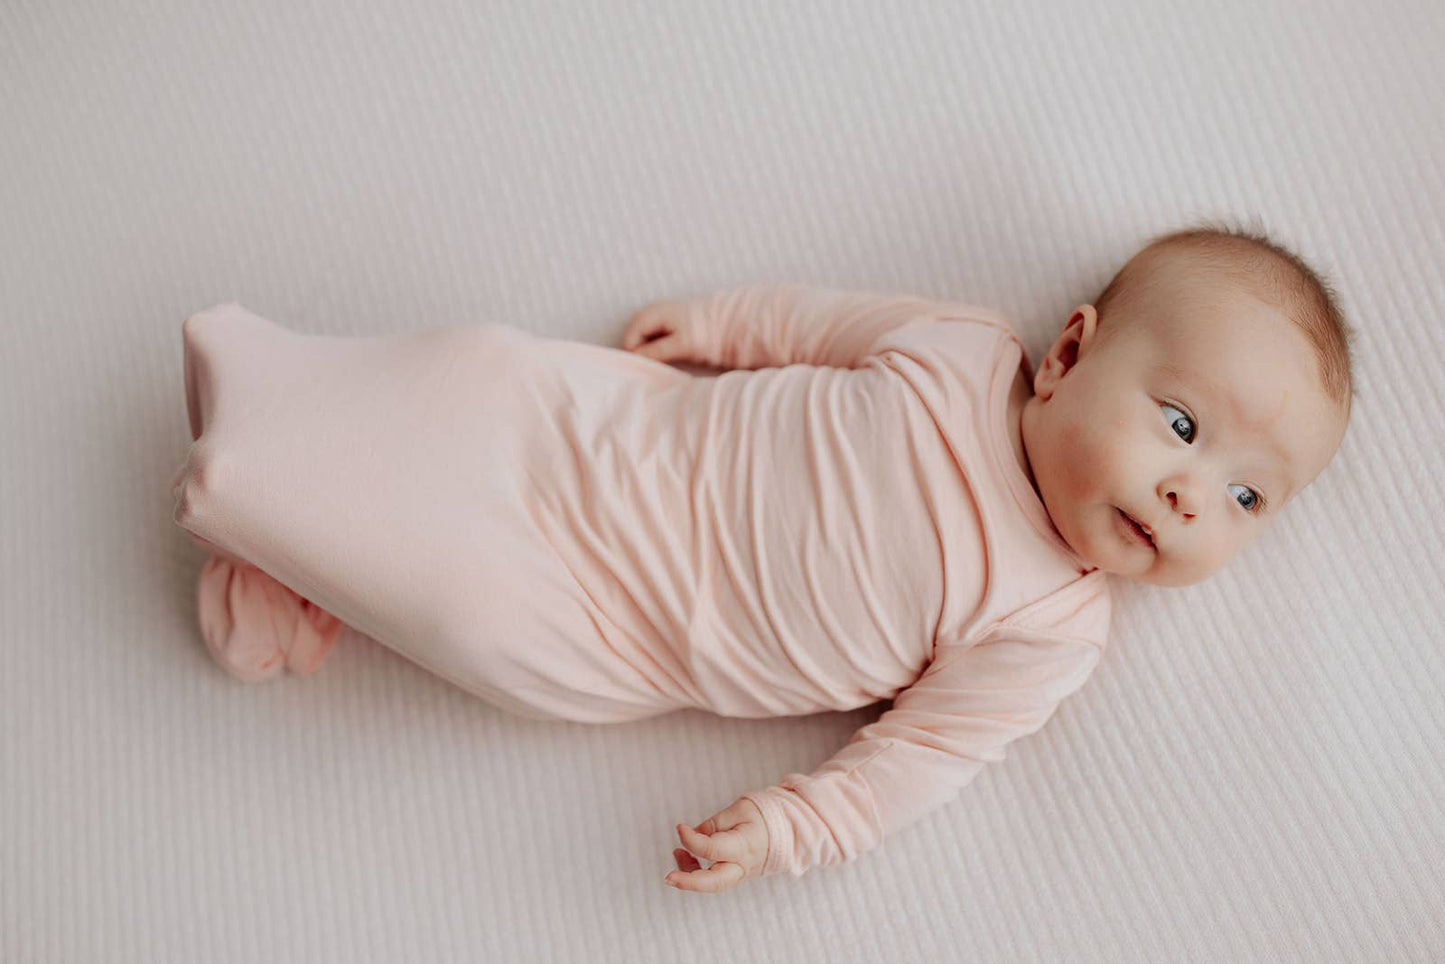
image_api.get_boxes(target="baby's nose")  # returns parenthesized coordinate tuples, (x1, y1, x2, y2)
(1165, 489, 1198, 519)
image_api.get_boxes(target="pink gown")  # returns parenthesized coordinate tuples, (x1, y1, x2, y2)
(170, 285, 1111, 878)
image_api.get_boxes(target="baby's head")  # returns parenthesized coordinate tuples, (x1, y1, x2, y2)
(1020, 221, 1355, 587)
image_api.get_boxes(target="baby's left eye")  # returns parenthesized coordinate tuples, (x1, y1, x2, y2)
(1229, 484, 1262, 512)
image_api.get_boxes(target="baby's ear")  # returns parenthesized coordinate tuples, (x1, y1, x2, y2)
(1034, 304, 1099, 400)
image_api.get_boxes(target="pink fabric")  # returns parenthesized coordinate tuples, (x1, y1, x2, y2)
(171, 286, 1110, 878)
(171, 401, 342, 681)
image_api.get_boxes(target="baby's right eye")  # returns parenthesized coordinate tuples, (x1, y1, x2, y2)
(1160, 403, 1196, 443)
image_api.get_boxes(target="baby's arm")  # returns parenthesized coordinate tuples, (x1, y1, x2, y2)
(624, 285, 960, 371)
(725, 582, 1109, 882)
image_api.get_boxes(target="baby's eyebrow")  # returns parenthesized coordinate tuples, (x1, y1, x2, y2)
(1154, 362, 1188, 380)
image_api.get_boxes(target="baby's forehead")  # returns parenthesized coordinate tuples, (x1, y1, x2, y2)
(1124, 258, 1302, 353)
(1143, 253, 1278, 311)
(1126, 285, 1333, 399)
(1108, 243, 1347, 414)
(1133, 298, 1312, 390)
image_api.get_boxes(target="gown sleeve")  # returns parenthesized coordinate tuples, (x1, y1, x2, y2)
(682, 284, 967, 370)
(738, 573, 1111, 879)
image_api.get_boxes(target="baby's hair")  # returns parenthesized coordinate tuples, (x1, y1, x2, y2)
(1093, 217, 1356, 414)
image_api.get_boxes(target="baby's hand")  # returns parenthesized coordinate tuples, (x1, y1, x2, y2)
(664, 796, 769, 895)
(621, 299, 707, 366)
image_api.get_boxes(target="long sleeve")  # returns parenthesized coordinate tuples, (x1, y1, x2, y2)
(683, 284, 959, 371)
(739, 576, 1110, 879)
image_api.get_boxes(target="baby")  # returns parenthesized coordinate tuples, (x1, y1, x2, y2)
(169, 221, 1354, 895)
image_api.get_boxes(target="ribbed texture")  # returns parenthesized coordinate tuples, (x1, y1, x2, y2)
(1, 0, 1441, 960)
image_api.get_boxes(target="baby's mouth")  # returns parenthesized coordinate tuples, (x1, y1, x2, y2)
(1116, 507, 1156, 549)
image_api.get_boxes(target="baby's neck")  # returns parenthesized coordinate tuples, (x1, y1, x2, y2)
(1006, 367, 1039, 498)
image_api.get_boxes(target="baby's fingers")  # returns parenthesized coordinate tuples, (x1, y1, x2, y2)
(621, 301, 681, 350)
(623, 320, 669, 351)
(677, 823, 751, 866)
(665, 860, 746, 894)
(631, 332, 686, 363)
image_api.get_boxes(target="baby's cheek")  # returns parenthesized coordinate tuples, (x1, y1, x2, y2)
(1060, 426, 1112, 498)
(1166, 532, 1238, 586)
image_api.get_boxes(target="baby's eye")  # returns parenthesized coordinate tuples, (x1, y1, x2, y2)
(1160, 403, 1195, 443)
(1229, 484, 1262, 512)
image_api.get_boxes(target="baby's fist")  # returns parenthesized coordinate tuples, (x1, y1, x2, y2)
(620, 299, 706, 366)
(664, 797, 769, 895)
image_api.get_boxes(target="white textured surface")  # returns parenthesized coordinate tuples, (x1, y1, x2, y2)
(2, 1, 1442, 960)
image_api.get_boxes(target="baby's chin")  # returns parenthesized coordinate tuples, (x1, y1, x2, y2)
(1097, 554, 1221, 588)
(1067, 525, 1219, 587)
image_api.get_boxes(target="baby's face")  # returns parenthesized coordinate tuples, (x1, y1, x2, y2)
(1021, 258, 1348, 587)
